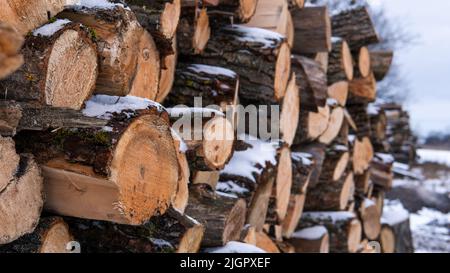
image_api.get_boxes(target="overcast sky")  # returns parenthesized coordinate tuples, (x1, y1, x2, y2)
(368, 0, 450, 137)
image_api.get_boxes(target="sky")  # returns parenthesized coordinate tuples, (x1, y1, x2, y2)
(368, 0, 450, 137)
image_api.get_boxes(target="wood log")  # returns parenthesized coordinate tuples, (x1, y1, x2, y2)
(328, 81, 349, 107)
(254, 231, 280, 253)
(0, 217, 73, 253)
(15, 103, 179, 225)
(157, 33, 178, 102)
(0, 101, 108, 136)
(354, 170, 371, 195)
(219, 137, 278, 231)
(319, 105, 345, 145)
(288, 0, 305, 9)
(294, 105, 330, 144)
(185, 184, 247, 247)
(0, 21, 97, 110)
(319, 144, 350, 182)
(380, 218, 414, 253)
(177, 7, 211, 55)
(299, 212, 362, 253)
(239, 225, 257, 245)
(331, 6, 379, 51)
(0, 0, 76, 35)
(244, 0, 294, 47)
(0, 22, 23, 79)
(191, 171, 220, 190)
(65, 208, 204, 253)
(369, 107, 388, 150)
(290, 152, 314, 194)
(183, 25, 291, 105)
(354, 46, 371, 78)
(280, 73, 300, 146)
(327, 37, 353, 85)
(351, 136, 374, 175)
(348, 72, 377, 102)
(0, 149, 44, 244)
(292, 55, 327, 112)
(370, 158, 394, 191)
(292, 143, 325, 188)
(287, 225, 329, 253)
(171, 130, 190, 214)
(305, 172, 354, 211)
(347, 102, 371, 138)
(198, 0, 258, 25)
(281, 193, 306, 238)
(356, 198, 381, 240)
(291, 6, 331, 54)
(170, 108, 235, 171)
(370, 51, 394, 81)
(314, 51, 329, 73)
(266, 146, 293, 225)
(59, 5, 160, 99)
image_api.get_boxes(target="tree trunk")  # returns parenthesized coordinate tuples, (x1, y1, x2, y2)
(58, 6, 160, 100)
(305, 172, 354, 211)
(292, 55, 328, 112)
(170, 109, 235, 171)
(65, 208, 205, 253)
(0, 22, 97, 110)
(183, 25, 291, 105)
(299, 212, 362, 253)
(287, 225, 329, 253)
(370, 51, 394, 81)
(185, 184, 247, 247)
(0, 101, 108, 136)
(178, 7, 211, 55)
(0, 0, 75, 35)
(291, 6, 331, 54)
(331, 6, 379, 51)
(0, 149, 44, 245)
(244, 0, 293, 47)
(294, 105, 330, 144)
(327, 37, 353, 85)
(0, 22, 23, 79)
(15, 106, 179, 225)
(0, 217, 73, 253)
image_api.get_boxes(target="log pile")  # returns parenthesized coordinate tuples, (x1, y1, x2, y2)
(0, 0, 414, 253)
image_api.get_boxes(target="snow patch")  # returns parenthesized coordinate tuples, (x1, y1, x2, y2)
(382, 200, 410, 226)
(188, 64, 237, 78)
(167, 107, 224, 118)
(418, 149, 450, 167)
(303, 211, 356, 223)
(291, 226, 328, 240)
(72, 0, 128, 10)
(291, 152, 313, 166)
(224, 25, 285, 49)
(204, 241, 266, 253)
(217, 181, 249, 195)
(33, 19, 71, 37)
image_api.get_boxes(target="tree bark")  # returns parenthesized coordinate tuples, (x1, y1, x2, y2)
(380, 218, 414, 253)
(292, 143, 326, 189)
(185, 184, 247, 247)
(356, 197, 381, 240)
(327, 37, 353, 85)
(299, 212, 362, 253)
(287, 226, 329, 253)
(331, 6, 379, 51)
(177, 7, 211, 55)
(200, 0, 258, 25)
(0, 22, 23, 79)
(294, 105, 330, 144)
(15, 106, 179, 225)
(348, 73, 377, 102)
(281, 193, 306, 238)
(353, 46, 371, 78)
(0, 217, 73, 253)
(0, 22, 97, 110)
(370, 51, 394, 81)
(351, 136, 374, 175)
(0, 150, 44, 245)
(291, 6, 331, 54)
(319, 106, 345, 145)
(58, 6, 160, 100)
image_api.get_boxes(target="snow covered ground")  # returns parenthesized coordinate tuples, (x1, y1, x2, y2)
(391, 148, 450, 253)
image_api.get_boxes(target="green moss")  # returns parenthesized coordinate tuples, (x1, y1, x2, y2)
(53, 129, 111, 148)
(48, 17, 57, 24)
(87, 27, 97, 40)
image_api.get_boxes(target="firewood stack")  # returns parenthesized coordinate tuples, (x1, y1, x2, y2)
(0, 0, 412, 253)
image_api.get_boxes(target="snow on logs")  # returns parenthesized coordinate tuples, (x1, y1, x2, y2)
(0, 140, 44, 245)
(58, 3, 160, 100)
(0, 20, 98, 110)
(14, 96, 179, 225)
(287, 225, 330, 253)
(0, 22, 23, 79)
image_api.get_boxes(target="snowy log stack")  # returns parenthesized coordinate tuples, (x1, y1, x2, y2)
(0, 0, 410, 253)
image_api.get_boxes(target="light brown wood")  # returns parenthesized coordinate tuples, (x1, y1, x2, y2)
(358, 46, 371, 77)
(352, 137, 374, 175)
(319, 106, 345, 145)
(192, 171, 220, 190)
(280, 73, 300, 146)
(380, 225, 395, 253)
(0, 136, 20, 192)
(349, 72, 377, 102)
(0, 22, 23, 79)
(0, 153, 44, 244)
(328, 81, 349, 107)
(281, 194, 306, 238)
(273, 147, 293, 223)
(287, 226, 329, 253)
(157, 34, 178, 103)
(59, 6, 160, 99)
(370, 51, 394, 81)
(295, 105, 330, 144)
(171, 131, 190, 214)
(255, 231, 281, 253)
(0, 0, 75, 35)
(359, 198, 382, 240)
(0, 22, 98, 110)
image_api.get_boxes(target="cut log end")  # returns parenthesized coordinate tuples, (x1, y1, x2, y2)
(39, 218, 73, 253)
(380, 225, 395, 253)
(358, 47, 371, 77)
(110, 115, 179, 225)
(46, 28, 97, 109)
(342, 41, 354, 81)
(308, 105, 331, 140)
(193, 8, 211, 54)
(176, 223, 205, 253)
(360, 200, 382, 240)
(339, 172, 354, 210)
(280, 73, 300, 146)
(203, 116, 235, 170)
(157, 34, 178, 103)
(275, 147, 293, 222)
(239, 0, 259, 22)
(160, 0, 181, 38)
(347, 219, 363, 253)
(223, 198, 248, 245)
(281, 194, 306, 238)
(327, 81, 349, 107)
(274, 42, 292, 100)
(319, 107, 345, 145)
(0, 137, 20, 192)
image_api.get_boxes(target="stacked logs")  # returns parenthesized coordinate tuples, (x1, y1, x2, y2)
(0, 0, 413, 253)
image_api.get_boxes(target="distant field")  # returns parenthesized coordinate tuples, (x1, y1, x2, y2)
(417, 149, 450, 166)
